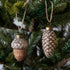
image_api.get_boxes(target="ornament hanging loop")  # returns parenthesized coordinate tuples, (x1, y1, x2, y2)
(16, 7, 27, 33)
(20, 7, 27, 31)
(45, 0, 53, 23)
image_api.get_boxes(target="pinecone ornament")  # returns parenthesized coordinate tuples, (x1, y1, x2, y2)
(11, 34, 28, 61)
(42, 27, 56, 58)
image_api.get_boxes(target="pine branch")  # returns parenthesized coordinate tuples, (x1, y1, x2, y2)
(52, 58, 70, 69)
(0, 62, 17, 69)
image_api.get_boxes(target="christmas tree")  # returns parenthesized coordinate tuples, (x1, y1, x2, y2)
(0, 0, 70, 70)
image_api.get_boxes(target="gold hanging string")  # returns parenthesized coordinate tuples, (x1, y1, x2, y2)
(16, 11, 20, 31)
(45, 0, 53, 23)
(16, 0, 30, 32)
(20, 7, 27, 31)
(23, 0, 30, 7)
(16, 8, 27, 32)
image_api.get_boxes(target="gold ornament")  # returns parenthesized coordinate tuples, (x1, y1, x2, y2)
(11, 34, 28, 61)
(42, 27, 56, 58)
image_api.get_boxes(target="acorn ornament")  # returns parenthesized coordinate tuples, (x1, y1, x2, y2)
(42, 27, 56, 58)
(11, 34, 28, 61)
(11, 5, 28, 61)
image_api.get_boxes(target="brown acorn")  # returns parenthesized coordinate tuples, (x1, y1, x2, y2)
(42, 27, 56, 58)
(13, 49, 27, 61)
(11, 34, 28, 61)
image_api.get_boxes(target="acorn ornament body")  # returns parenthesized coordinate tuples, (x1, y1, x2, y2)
(11, 34, 28, 61)
(42, 27, 56, 58)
